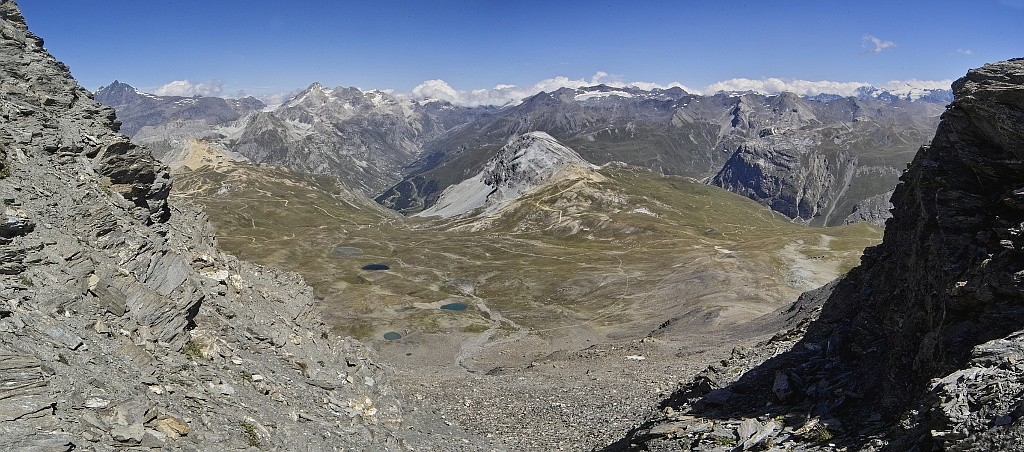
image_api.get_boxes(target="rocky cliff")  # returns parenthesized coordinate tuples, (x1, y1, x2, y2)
(708, 91, 943, 226)
(0, 2, 413, 450)
(612, 58, 1024, 450)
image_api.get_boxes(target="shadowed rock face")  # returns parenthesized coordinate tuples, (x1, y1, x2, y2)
(612, 58, 1024, 450)
(712, 140, 842, 223)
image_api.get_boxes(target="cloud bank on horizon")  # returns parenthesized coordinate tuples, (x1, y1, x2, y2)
(409, 72, 695, 107)
(406, 72, 953, 107)
(150, 73, 954, 108)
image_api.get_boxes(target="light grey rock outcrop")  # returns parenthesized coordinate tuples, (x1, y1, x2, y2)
(414, 131, 594, 218)
(0, 2, 424, 449)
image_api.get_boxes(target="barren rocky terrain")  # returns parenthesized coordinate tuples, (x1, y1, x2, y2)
(10, 1, 1022, 451)
(0, 3, 446, 450)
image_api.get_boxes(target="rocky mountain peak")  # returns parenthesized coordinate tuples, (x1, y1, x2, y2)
(770, 91, 817, 120)
(489, 130, 589, 169)
(416, 131, 593, 218)
(854, 84, 954, 103)
(94, 80, 265, 137)
(95, 80, 140, 97)
(278, 82, 406, 119)
(283, 82, 333, 108)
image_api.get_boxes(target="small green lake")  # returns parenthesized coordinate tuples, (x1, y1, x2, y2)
(331, 246, 363, 256)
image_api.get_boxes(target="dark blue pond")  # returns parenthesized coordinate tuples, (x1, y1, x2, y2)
(361, 264, 390, 271)
(383, 332, 402, 340)
(440, 302, 468, 311)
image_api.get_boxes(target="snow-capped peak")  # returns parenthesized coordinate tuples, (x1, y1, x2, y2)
(853, 84, 953, 102)
(282, 82, 340, 108)
(416, 132, 595, 218)
(574, 89, 634, 101)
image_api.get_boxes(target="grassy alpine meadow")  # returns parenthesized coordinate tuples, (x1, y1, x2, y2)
(172, 160, 881, 351)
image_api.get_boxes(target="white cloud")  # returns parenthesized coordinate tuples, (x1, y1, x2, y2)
(1000, 0, 1024, 9)
(956, 48, 973, 55)
(703, 78, 869, 97)
(401, 73, 954, 107)
(153, 79, 224, 97)
(255, 89, 303, 110)
(862, 34, 896, 54)
(410, 79, 462, 103)
(698, 77, 951, 98)
(408, 72, 694, 107)
(877, 79, 954, 98)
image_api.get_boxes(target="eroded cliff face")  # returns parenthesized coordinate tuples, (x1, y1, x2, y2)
(0, 2, 409, 449)
(710, 92, 941, 227)
(614, 59, 1024, 451)
(711, 139, 849, 224)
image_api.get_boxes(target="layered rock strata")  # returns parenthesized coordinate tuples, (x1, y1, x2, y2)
(0, 2, 410, 450)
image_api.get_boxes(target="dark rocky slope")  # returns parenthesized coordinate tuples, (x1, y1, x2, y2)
(611, 58, 1024, 450)
(0, 2, 432, 450)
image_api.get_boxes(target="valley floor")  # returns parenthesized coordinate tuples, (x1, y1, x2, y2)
(168, 162, 880, 450)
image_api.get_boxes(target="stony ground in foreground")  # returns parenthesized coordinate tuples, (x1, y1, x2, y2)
(386, 334, 766, 451)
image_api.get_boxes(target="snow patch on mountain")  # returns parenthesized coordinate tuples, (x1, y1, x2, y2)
(407, 73, 694, 107)
(704, 77, 952, 100)
(416, 132, 596, 218)
(574, 90, 634, 101)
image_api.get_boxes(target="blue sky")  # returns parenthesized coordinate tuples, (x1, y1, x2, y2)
(15, 0, 1024, 102)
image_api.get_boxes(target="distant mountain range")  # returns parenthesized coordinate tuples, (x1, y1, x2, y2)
(95, 81, 949, 226)
(97, 81, 492, 194)
(95, 81, 265, 136)
(377, 85, 946, 226)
